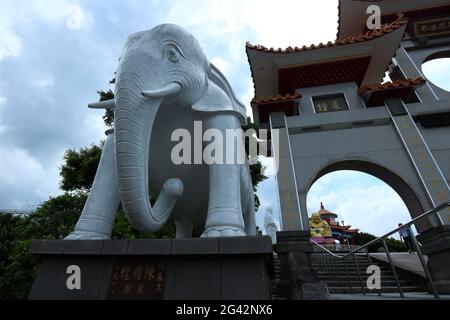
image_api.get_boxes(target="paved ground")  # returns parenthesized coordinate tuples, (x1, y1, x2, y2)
(370, 252, 428, 277)
(330, 292, 450, 300)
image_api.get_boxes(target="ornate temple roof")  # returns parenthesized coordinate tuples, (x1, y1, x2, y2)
(251, 93, 301, 105)
(314, 202, 359, 234)
(337, 0, 450, 41)
(246, 14, 407, 99)
(358, 77, 426, 95)
(358, 77, 426, 107)
(246, 14, 407, 54)
(317, 202, 338, 218)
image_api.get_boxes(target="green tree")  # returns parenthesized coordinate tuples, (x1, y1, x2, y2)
(353, 232, 407, 252)
(0, 214, 20, 288)
(98, 89, 114, 127)
(242, 116, 268, 210)
(0, 193, 86, 299)
(59, 144, 102, 192)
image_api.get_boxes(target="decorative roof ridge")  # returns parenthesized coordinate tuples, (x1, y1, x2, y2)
(246, 13, 407, 54)
(357, 77, 426, 95)
(251, 92, 301, 105)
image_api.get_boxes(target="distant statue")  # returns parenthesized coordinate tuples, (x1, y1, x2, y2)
(263, 207, 278, 244)
(309, 212, 332, 238)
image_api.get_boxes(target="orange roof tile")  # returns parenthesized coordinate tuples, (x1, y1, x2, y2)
(246, 13, 407, 54)
(357, 77, 426, 95)
(251, 93, 301, 105)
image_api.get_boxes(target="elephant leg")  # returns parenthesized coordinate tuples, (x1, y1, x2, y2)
(65, 129, 120, 240)
(175, 220, 194, 239)
(201, 114, 246, 237)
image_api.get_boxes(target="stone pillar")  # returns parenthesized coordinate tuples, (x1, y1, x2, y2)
(269, 112, 328, 299)
(386, 98, 450, 293)
(269, 112, 304, 230)
(275, 231, 329, 300)
(393, 48, 438, 103)
(417, 225, 450, 293)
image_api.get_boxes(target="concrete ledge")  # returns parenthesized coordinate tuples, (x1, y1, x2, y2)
(219, 236, 272, 254)
(29, 237, 273, 256)
(127, 239, 171, 255)
(63, 240, 104, 255)
(171, 238, 218, 255)
(101, 240, 129, 255)
(30, 240, 65, 254)
(29, 237, 274, 300)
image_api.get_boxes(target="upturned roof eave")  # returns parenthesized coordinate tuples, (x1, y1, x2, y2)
(246, 20, 406, 99)
(337, 0, 450, 41)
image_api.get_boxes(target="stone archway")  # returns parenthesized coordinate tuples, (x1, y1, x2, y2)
(306, 159, 430, 232)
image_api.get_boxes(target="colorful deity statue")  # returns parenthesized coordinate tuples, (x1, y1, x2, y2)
(309, 212, 332, 239)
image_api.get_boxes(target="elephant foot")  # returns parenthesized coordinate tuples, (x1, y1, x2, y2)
(201, 226, 247, 238)
(64, 231, 110, 240)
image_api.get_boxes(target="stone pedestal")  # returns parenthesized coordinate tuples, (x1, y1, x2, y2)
(28, 237, 274, 300)
(417, 226, 450, 293)
(275, 231, 329, 300)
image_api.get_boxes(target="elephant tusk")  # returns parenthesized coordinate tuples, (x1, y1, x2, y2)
(142, 83, 182, 98)
(88, 99, 116, 110)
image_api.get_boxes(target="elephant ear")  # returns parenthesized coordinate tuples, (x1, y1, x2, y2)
(192, 63, 247, 125)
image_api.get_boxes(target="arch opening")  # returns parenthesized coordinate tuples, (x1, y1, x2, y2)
(422, 51, 450, 92)
(306, 160, 428, 237)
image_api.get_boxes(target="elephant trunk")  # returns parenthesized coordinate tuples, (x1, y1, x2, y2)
(114, 71, 183, 232)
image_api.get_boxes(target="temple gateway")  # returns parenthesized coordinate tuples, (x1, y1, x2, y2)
(247, 0, 450, 295)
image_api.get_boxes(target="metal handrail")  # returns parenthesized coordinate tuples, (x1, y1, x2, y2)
(340, 200, 450, 259)
(309, 200, 450, 299)
(310, 239, 345, 258)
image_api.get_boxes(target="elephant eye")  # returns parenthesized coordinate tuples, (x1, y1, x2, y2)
(167, 47, 180, 63)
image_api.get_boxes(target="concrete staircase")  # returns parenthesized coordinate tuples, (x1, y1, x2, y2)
(271, 254, 283, 300)
(312, 253, 426, 294)
(271, 253, 427, 298)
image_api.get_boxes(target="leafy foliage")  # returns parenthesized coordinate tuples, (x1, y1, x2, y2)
(112, 209, 176, 240)
(98, 89, 114, 127)
(242, 117, 268, 210)
(353, 232, 408, 252)
(0, 193, 86, 299)
(59, 144, 102, 192)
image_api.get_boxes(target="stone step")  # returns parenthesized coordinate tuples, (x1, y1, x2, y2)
(324, 280, 414, 287)
(312, 264, 373, 268)
(317, 271, 394, 277)
(313, 268, 391, 273)
(318, 275, 398, 281)
(327, 286, 425, 294)
(312, 261, 371, 265)
(312, 263, 372, 268)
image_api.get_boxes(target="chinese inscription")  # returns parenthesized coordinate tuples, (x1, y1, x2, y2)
(275, 126, 302, 231)
(413, 16, 450, 39)
(313, 94, 349, 113)
(107, 258, 165, 300)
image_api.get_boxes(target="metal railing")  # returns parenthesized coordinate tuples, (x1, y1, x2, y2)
(310, 200, 450, 299)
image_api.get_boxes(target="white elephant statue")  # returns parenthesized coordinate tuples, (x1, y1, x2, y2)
(66, 24, 256, 239)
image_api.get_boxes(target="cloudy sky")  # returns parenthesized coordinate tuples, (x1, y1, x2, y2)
(1, 0, 449, 237)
